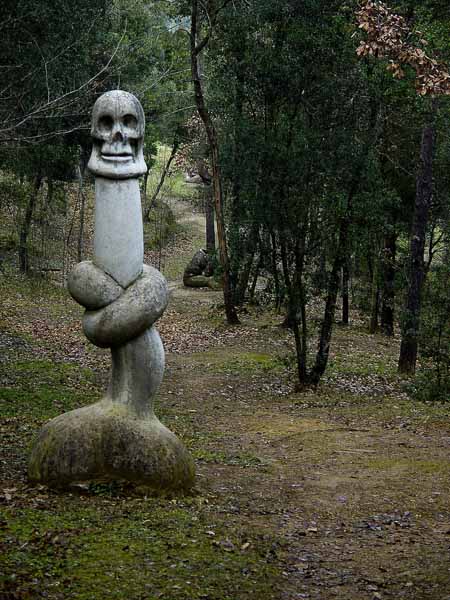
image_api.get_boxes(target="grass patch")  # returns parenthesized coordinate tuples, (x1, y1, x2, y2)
(0, 359, 99, 419)
(365, 457, 449, 474)
(328, 350, 396, 377)
(144, 145, 202, 205)
(143, 198, 180, 251)
(221, 353, 283, 375)
(161, 219, 205, 282)
(1, 500, 281, 600)
(169, 175, 202, 201)
(189, 351, 284, 376)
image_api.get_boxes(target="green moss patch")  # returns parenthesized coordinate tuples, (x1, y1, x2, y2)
(0, 359, 98, 419)
(365, 457, 449, 474)
(190, 350, 284, 375)
(1, 501, 281, 600)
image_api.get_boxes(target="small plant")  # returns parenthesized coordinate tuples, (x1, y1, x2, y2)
(88, 480, 129, 497)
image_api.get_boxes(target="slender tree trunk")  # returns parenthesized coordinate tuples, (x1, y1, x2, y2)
(144, 139, 179, 222)
(368, 246, 380, 334)
(229, 38, 246, 299)
(342, 260, 350, 325)
(279, 238, 297, 330)
(249, 253, 263, 304)
(234, 223, 259, 305)
(369, 284, 380, 334)
(77, 164, 86, 262)
(280, 236, 307, 384)
(380, 232, 396, 336)
(269, 230, 282, 311)
(205, 187, 215, 253)
(19, 175, 42, 274)
(143, 171, 149, 205)
(398, 104, 437, 374)
(309, 96, 382, 384)
(190, 0, 239, 324)
(309, 213, 350, 386)
(235, 252, 254, 305)
(38, 178, 52, 273)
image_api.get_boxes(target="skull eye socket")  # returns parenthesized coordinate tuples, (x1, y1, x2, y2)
(98, 115, 114, 133)
(123, 114, 138, 129)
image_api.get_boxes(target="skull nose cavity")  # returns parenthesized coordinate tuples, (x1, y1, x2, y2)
(112, 128, 125, 143)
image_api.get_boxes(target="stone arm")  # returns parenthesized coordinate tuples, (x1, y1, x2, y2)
(68, 262, 168, 348)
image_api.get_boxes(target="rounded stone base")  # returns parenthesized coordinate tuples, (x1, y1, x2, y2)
(28, 401, 195, 492)
(183, 275, 222, 289)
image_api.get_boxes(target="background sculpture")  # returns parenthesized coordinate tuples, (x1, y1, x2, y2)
(28, 90, 195, 491)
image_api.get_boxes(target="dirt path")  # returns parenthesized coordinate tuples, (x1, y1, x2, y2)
(162, 334, 450, 600)
(1, 195, 449, 600)
(160, 196, 450, 599)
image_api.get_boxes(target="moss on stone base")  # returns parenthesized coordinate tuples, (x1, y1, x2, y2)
(28, 400, 195, 492)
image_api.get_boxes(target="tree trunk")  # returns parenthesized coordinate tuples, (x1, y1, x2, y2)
(398, 104, 436, 374)
(309, 214, 350, 386)
(205, 187, 215, 253)
(249, 253, 263, 304)
(19, 175, 42, 274)
(270, 230, 282, 311)
(280, 236, 307, 384)
(142, 171, 149, 206)
(77, 164, 86, 262)
(234, 223, 259, 305)
(190, 0, 239, 324)
(380, 232, 396, 336)
(369, 284, 380, 334)
(342, 260, 350, 325)
(368, 246, 380, 334)
(235, 251, 254, 306)
(144, 138, 179, 222)
(309, 96, 381, 385)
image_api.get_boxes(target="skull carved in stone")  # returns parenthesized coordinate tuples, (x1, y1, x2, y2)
(88, 90, 147, 179)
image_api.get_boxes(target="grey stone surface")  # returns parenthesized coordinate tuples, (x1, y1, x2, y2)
(82, 265, 168, 348)
(88, 90, 147, 180)
(28, 401, 195, 491)
(68, 261, 122, 310)
(94, 178, 144, 289)
(109, 326, 165, 416)
(183, 249, 217, 289)
(183, 274, 219, 289)
(184, 249, 210, 279)
(29, 90, 195, 492)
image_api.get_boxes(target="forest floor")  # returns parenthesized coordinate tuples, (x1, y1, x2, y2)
(1, 189, 450, 600)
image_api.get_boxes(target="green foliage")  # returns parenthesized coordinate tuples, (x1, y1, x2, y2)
(413, 254, 450, 401)
(204, 0, 411, 382)
(144, 197, 179, 250)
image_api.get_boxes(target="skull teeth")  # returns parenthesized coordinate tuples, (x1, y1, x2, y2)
(101, 153, 133, 161)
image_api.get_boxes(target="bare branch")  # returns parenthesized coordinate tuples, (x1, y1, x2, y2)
(0, 24, 127, 138)
(194, 0, 234, 55)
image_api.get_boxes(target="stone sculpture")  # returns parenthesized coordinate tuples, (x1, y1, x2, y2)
(183, 248, 217, 289)
(29, 91, 195, 491)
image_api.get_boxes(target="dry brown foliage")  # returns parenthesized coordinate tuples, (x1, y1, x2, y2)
(356, 0, 450, 95)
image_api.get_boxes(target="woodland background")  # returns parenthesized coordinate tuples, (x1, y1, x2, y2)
(1, 2, 450, 599)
